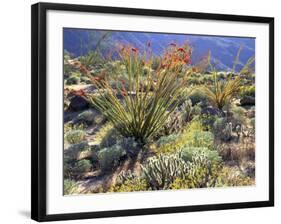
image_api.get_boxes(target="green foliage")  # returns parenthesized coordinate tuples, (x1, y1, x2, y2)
(141, 152, 189, 190)
(171, 152, 222, 189)
(64, 158, 93, 179)
(110, 170, 149, 192)
(64, 141, 91, 162)
(64, 179, 78, 195)
(156, 134, 180, 147)
(189, 89, 208, 107)
(155, 119, 210, 155)
(239, 85, 255, 97)
(179, 99, 202, 122)
(66, 72, 81, 85)
(229, 104, 247, 126)
(212, 116, 233, 141)
(215, 166, 254, 187)
(181, 146, 222, 165)
(199, 50, 255, 110)
(97, 144, 126, 171)
(64, 130, 86, 144)
(161, 111, 185, 135)
(79, 50, 104, 69)
(88, 45, 192, 143)
(185, 130, 214, 148)
(72, 159, 93, 175)
(110, 178, 148, 192)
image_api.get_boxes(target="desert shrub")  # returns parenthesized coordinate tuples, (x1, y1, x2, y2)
(212, 116, 231, 141)
(110, 178, 149, 192)
(66, 72, 81, 85)
(64, 158, 93, 179)
(229, 104, 247, 127)
(64, 130, 86, 144)
(72, 159, 93, 176)
(189, 89, 208, 107)
(64, 179, 78, 195)
(110, 170, 149, 192)
(88, 44, 193, 143)
(160, 111, 185, 135)
(141, 152, 189, 190)
(97, 145, 126, 171)
(156, 134, 180, 147)
(155, 119, 211, 154)
(250, 117, 255, 129)
(171, 152, 222, 189)
(64, 123, 86, 133)
(185, 130, 214, 148)
(239, 85, 255, 97)
(188, 76, 202, 85)
(92, 122, 121, 148)
(64, 141, 91, 162)
(215, 166, 254, 187)
(179, 99, 202, 122)
(75, 110, 96, 125)
(116, 137, 141, 157)
(181, 146, 222, 165)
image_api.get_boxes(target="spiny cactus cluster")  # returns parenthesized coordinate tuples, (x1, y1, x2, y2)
(141, 152, 189, 190)
(171, 152, 221, 189)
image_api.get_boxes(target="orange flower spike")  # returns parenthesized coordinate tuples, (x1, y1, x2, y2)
(177, 47, 186, 53)
(131, 47, 138, 53)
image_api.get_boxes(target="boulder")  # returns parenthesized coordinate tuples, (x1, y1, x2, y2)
(240, 96, 255, 106)
(69, 95, 89, 111)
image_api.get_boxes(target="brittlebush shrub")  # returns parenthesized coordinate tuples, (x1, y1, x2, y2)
(64, 130, 86, 144)
(154, 119, 214, 155)
(110, 178, 149, 192)
(215, 166, 254, 187)
(64, 179, 78, 195)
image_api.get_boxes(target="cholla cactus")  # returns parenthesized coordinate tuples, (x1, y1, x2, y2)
(171, 152, 221, 189)
(223, 122, 233, 141)
(141, 152, 189, 190)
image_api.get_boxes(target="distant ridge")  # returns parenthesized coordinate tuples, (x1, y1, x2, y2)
(63, 28, 255, 71)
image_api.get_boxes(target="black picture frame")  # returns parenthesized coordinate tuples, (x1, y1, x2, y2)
(31, 2, 274, 222)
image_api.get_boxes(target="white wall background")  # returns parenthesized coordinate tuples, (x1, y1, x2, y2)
(0, 0, 279, 223)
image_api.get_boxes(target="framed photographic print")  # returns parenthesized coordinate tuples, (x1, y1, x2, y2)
(31, 2, 274, 222)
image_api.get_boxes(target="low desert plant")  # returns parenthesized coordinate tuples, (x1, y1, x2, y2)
(110, 178, 149, 192)
(215, 166, 254, 187)
(64, 130, 86, 144)
(181, 146, 222, 165)
(72, 159, 93, 175)
(110, 170, 149, 192)
(155, 119, 211, 155)
(88, 44, 192, 143)
(97, 144, 126, 171)
(64, 179, 79, 195)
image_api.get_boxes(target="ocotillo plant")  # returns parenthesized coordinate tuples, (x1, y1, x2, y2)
(87, 44, 193, 143)
(199, 49, 255, 110)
